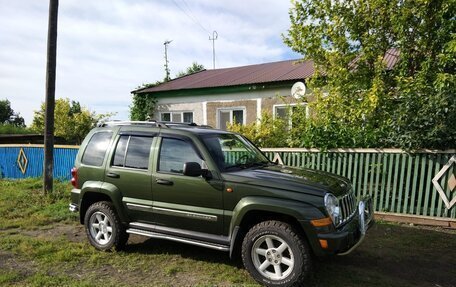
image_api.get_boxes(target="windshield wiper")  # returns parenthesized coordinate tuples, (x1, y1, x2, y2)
(224, 161, 270, 171)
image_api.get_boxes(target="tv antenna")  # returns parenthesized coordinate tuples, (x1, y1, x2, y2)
(209, 31, 218, 69)
(164, 40, 172, 81)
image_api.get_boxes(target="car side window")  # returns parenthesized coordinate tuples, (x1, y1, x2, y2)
(158, 137, 203, 174)
(112, 135, 153, 170)
(81, 132, 112, 166)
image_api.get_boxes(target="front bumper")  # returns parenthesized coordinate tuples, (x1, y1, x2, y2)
(317, 196, 374, 255)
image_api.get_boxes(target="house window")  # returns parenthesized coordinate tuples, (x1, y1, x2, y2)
(161, 113, 171, 122)
(217, 108, 245, 130)
(273, 104, 308, 129)
(160, 111, 193, 123)
(183, 112, 193, 123)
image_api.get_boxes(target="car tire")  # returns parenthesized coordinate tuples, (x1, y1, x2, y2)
(242, 220, 311, 287)
(84, 201, 129, 251)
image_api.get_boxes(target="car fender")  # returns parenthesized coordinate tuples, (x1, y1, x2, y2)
(79, 181, 129, 224)
(229, 196, 324, 233)
(228, 196, 325, 258)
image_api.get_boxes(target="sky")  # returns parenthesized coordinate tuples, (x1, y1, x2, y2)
(0, 0, 301, 126)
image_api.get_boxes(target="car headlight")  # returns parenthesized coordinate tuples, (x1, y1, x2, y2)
(324, 193, 341, 226)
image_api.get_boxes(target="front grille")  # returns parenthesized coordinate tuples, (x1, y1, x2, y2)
(339, 191, 357, 225)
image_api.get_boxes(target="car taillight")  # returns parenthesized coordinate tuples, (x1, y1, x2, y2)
(71, 167, 78, 188)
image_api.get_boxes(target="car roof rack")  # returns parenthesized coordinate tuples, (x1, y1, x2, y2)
(96, 120, 211, 129)
(97, 120, 166, 128)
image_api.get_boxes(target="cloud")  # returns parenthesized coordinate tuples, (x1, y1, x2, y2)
(0, 0, 301, 125)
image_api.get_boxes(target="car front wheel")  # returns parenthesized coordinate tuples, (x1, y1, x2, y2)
(242, 220, 311, 287)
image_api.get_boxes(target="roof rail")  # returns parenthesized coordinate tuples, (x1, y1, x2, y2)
(96, 120, 212, 129)
(96, 120, 167, 128)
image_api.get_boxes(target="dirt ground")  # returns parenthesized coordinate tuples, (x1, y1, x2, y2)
(1, 221, 455, 287)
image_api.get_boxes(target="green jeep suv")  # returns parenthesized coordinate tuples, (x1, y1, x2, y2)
(69, 121, 373, 287)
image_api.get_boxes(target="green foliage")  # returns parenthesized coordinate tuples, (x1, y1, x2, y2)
(31, 98, 112, 144)
(130, 83, 159, 121)
(228, 112, 289, 147)
(285, 97, 389, 149)
(0, 124, 33, 134)
(0, 99, 13, 122)
(0, 99, 25, 127)
(284, 0, 456, 149)
(175, 62, 205, 78)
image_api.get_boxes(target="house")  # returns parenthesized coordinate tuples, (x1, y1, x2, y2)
(132, 59, 316, 129)
(132, 50, 399, 129)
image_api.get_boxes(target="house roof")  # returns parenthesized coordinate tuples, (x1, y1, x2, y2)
(134, 49, 400, 94)
(134, 59, 315, 94)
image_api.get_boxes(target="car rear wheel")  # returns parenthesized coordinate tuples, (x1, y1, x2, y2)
(84, 201, 128, 251)
(242, 220, 311, 287)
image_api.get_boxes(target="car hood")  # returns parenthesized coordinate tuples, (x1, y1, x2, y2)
(222, 164, 351, 197)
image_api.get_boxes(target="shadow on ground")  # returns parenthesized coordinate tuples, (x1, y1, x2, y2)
(116, 223, 456, 287)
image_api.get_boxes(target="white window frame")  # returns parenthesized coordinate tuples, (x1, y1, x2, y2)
(216, 107, 246, 129)
(159, 111, 194, 123)
(272, 103, 309, 129)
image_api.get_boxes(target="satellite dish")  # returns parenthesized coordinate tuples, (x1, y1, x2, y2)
(291, 81, 306, 99)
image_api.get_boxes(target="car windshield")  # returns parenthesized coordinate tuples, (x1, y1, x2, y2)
(200, 133, 271, 172)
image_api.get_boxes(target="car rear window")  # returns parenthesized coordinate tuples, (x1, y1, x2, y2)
(81, 132, 112, 166)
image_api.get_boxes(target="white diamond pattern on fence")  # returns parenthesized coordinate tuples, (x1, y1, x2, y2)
(432, 155, 456, 210)
(16, 148, 28, 174)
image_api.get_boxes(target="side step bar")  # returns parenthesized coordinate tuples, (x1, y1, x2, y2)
(126, 228, 230, 252)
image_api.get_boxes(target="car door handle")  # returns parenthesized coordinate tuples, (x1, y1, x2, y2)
(107, 172, 120, 178)
(156, 178, 173, 186)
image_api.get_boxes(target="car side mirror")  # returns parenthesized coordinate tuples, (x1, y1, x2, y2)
(182, 162, 200, 176)
(183, 162, 212, 179)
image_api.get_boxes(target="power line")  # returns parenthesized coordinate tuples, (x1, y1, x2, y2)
(181, 0, 206, 30)
(170, 0, 219, 69)
(171, 0, 210, 34)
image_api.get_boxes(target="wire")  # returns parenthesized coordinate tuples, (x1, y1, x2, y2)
(171, 0, 210, 35)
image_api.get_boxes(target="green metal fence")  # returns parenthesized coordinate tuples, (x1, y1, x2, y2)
(262, 148, 456, 219)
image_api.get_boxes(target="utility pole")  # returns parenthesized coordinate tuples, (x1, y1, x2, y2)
(43, 0, 59, 194)
(164, 40, 172, 81)
(209, 31, 218, 69)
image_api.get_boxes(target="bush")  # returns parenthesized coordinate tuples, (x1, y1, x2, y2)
(227, 112, 289, 148)
(0, 124, 33, 134)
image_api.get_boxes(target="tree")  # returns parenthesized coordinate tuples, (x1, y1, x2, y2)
(284, 0, 455, 149)
(0, 99, 26, 127)
(0, 99, 13, 122)
(31, 98, 112, 144)
(175, 62, 205, 78)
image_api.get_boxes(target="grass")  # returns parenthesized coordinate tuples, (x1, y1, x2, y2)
(1, 178, 455, 286)
(0, 178, 75, 229)
(0, 124, 33, 134)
